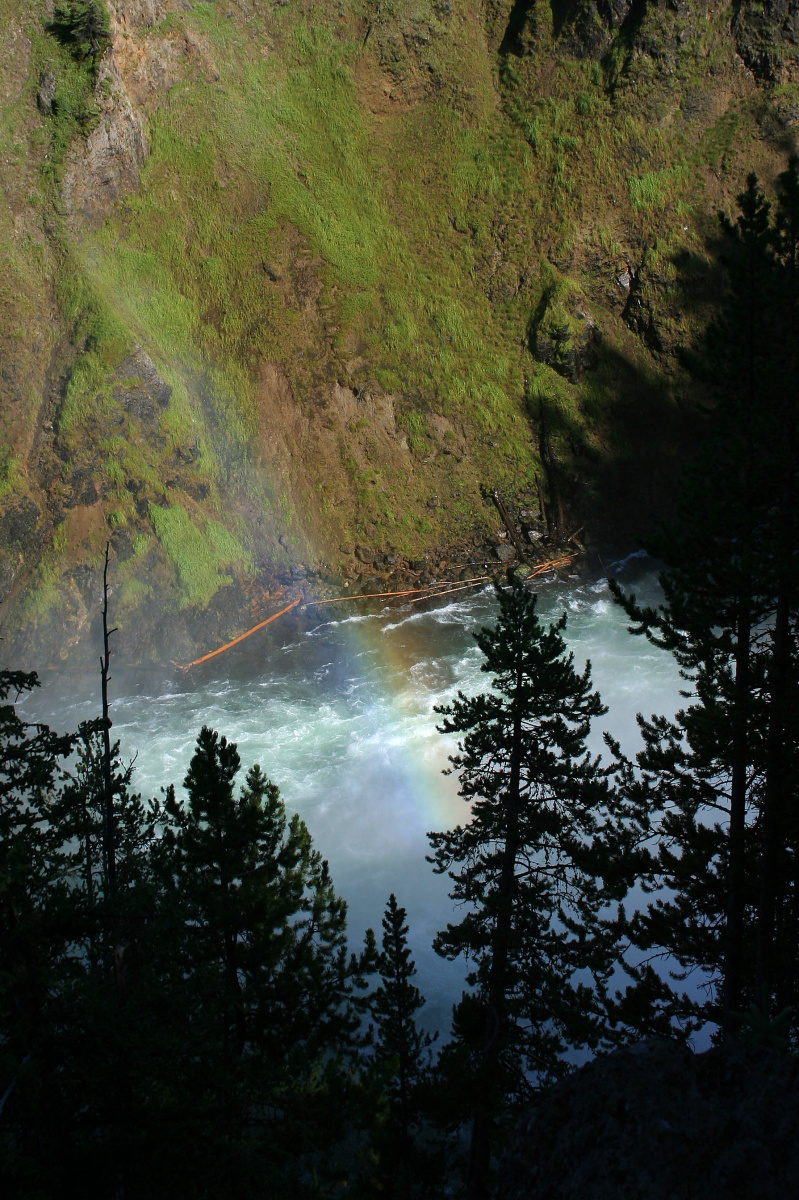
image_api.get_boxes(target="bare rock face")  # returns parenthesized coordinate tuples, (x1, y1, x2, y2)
(61, 53, 147, 228)
(113, 345, 172, 428)
(108, 0, 167, 28)
(37, 69, 56, 114)
(494, 1039, 799, 1200)
(734, 0, 799, 81)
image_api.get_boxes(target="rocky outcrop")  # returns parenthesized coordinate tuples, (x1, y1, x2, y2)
(61, 52, 147, 228)
(59, 0, 216, 229)
(494, 1038, 799, 1200)
(556, 0, 799, 78)
(622, 268, 664, 352)
(113, 346, 172, 429)
(530, 287, 598, 384)
(0, 497, 49, 607)
(557, 0, 635, 59)
(108, 0, 167, 28)
(734, 0, 799, 82)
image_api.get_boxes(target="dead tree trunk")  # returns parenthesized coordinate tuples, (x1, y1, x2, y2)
(100, 542, 117, 896)
(537, 397, 563, 534)
(492, 491, 526, 558)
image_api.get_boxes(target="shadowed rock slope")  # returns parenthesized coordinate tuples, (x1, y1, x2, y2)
(495, 1038, 799, 1200)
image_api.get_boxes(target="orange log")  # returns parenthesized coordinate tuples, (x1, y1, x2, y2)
(174, 598, 301, 671)
(305, 586, 428, 607)
(172, 554, 579, 673)
(408, 579, 488, 604)
(305, 577, 490, 608)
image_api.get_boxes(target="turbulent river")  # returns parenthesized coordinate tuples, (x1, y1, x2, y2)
(21, 553, 682, 1036)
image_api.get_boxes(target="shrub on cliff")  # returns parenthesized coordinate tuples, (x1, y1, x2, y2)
(50, 0, 111, 69)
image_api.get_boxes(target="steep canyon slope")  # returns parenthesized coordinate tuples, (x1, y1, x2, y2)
(1, 0, 797, 663)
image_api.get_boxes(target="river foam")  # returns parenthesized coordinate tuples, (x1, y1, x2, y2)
(19, 558, 681, 1034)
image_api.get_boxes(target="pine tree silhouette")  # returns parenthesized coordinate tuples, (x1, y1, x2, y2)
(428, 573, 620, 1198)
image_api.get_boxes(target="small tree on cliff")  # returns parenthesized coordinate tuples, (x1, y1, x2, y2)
(427, 574, 621, 1198)
(51, 0, 111, 66)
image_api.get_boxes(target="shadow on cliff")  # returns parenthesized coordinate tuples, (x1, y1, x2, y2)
(527, 241, 725, 552)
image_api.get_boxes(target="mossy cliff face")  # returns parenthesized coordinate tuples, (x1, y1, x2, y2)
(0, 0, 797, 663)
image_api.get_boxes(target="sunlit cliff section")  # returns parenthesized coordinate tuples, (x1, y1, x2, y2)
(1, 0, 797, 662)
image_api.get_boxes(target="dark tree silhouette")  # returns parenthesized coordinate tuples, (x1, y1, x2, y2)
(610, 165, 799, 1041)
(0, 671, 73, 1148)
(427, 573, 621, 1198)
(170, 728, 370, 1061)
(371, 893, 432, 1146)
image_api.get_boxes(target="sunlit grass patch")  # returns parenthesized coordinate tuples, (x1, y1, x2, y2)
(81, 9, 530, 451)
(150, 503, 252, 608)
(0, 448, 24, 504)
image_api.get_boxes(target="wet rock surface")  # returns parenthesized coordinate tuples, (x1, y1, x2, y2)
(113, 346, 173, 427)
(494, 1038, 799, 1200)
(0, 497, 43, 549)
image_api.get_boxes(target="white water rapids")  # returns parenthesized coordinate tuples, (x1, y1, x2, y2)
(20, 553, 683, 1036)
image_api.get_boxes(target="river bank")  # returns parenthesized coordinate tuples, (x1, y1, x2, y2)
(4, 483, 628, 672)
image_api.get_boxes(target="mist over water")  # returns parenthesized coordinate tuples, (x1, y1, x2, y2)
(20, 555, 682, 1035)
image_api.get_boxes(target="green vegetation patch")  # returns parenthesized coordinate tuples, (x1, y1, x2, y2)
(84, 8, 531, 451)
(150, 503, 252, 609)
(0, 449, 23, 504)
(626, 166, 689, 215)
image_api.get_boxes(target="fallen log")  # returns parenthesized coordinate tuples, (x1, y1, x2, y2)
(528, 552, 576, 575)
(304, 576, 491, 608)
(409, 579, 488, 604)
(173, 598, 301, 671)
(171, 554, 579, 673)
(492, 489, 527, 557)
